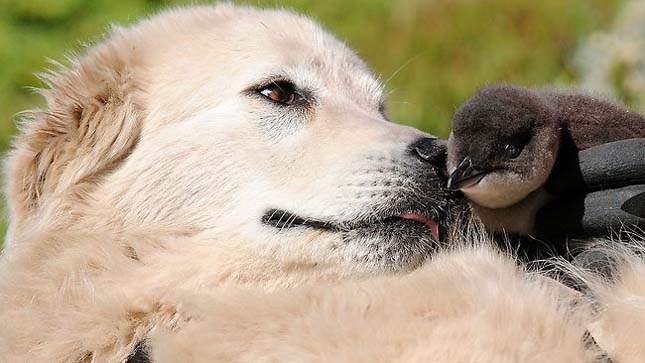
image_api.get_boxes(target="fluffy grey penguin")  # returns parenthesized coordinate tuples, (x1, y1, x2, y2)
(446, 84, 645, 233)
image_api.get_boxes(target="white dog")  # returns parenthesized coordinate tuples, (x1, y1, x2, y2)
(5, 4, 456, 277)
(0, 4, 643, 362)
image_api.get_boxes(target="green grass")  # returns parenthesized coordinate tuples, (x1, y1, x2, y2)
(0, 0, 624, 238)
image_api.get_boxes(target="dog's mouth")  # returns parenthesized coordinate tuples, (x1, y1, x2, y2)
(262, 208, 442, 241)
(399, 213, 440, 240)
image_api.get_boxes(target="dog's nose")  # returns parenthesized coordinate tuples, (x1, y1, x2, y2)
(409, 137, 447, 168)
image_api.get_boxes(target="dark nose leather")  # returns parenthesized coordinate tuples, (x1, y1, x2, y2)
(409, 137, 447, 168)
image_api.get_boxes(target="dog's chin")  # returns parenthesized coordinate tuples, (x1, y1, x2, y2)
(341, 217, 442, 272)
(262, 208, 445, 272)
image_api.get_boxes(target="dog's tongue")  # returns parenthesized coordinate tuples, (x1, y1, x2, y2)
(399, 213, 439, 240)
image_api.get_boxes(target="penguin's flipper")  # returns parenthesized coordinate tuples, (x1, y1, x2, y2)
(546, 138, 645, 194)
(534, 184, 645, 243)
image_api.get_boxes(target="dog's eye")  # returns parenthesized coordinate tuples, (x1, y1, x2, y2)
(257, 81, 298, 106)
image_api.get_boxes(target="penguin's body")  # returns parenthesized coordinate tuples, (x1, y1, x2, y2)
(447, 84, 645, 233)
(544, 91, 645, 149)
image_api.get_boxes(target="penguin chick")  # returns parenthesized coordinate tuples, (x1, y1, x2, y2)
(446, 84, 645, 210)
(446, 85, 560, 209)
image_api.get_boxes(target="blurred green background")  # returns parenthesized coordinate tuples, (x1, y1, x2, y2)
(0, 0, 632, 237)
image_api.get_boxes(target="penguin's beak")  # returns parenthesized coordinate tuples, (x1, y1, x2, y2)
(447, 156, 488, 190)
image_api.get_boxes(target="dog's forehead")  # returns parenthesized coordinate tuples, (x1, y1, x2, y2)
(139, 6, 383, 102)
(124, 5, 387, 127)
(228, 7, 384, 100)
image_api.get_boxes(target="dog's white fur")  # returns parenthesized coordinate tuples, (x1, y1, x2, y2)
(149, 245, 597, 363)
(4, 4, 447, 277)
(0, 4, 644, 362)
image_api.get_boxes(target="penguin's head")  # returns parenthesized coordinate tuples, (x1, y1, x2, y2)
(447, 84, 561, 209)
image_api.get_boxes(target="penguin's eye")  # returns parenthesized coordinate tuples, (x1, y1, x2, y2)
(504, 143, 522, 159)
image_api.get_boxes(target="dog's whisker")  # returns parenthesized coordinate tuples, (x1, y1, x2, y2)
(382, 54, 421, 87)
(283, 213, 299, 231)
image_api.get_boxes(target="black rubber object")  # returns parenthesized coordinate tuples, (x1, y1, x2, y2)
(546, 138, 645, 195)
(535, 184, 645, 241)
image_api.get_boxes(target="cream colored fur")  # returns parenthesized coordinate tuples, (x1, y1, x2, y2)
(149, 246, 597, 363)
(573, 239, 645, 362)
(1, 4, 644, 362)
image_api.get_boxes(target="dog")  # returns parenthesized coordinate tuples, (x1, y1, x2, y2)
(0, 4, 642, 362)
(3, 4, 457, 277)
(0, 4, 457, 360)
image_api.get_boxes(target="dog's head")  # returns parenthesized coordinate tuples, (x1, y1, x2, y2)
(5, 5, 460, 276)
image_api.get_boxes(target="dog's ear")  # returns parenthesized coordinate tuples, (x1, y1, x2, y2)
(4, 39, 142, 228)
